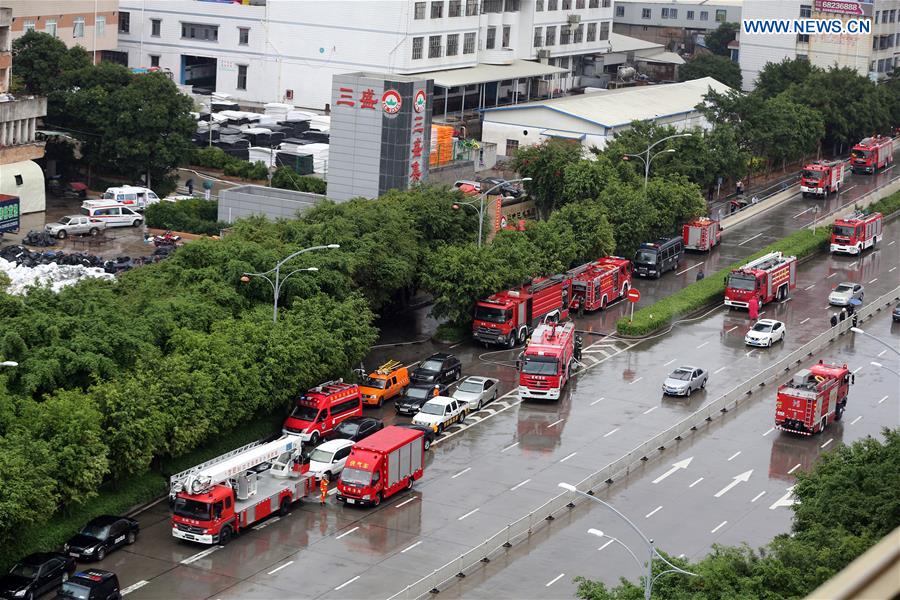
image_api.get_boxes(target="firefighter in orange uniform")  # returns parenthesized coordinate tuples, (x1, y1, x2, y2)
(319, 473, 329, 505)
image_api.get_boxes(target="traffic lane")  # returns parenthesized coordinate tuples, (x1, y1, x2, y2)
(441, 311, 897, 599)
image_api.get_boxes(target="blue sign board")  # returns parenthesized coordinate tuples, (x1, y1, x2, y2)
(0, 195, 20, 233)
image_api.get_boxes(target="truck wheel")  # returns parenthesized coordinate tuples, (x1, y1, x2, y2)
(219, 526, 233, 546)
(279, 497, 291, 516)
(407, 477, 414, 490)
(459, 411, 466, 424)
(57, 230, 68, 240)
(373, 493, 382, 506)
(423, 438, 431, 451)
(507, 335, 516, 349)
(517, 328, 526, 345)
(834, 404, 844, 421)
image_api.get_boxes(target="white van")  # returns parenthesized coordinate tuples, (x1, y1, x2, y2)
(101, 186, 161, 211)
(81, 200, 143, 228)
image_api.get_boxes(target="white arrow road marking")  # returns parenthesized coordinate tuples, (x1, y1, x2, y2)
(769, 486, 797, 510)
(652, 457, 694, 484)
(714, 470, 753, 498)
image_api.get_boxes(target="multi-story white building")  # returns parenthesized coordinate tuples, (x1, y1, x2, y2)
(613, 0, 742, 49)
(739, 0, 900, 90)
(115, 0, 614, 109)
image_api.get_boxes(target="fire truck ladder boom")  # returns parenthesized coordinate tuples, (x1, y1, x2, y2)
(742, 251, 784, 272)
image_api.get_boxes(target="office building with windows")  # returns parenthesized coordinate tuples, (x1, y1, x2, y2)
(613, 0, 742, 50)
(1, 0, 119, 62)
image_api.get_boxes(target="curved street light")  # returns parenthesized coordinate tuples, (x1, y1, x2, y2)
(622, 133, 693, 190)
(871, 361, 900, 378)
(850, 327, 900, 357)
(241, 244, 338, 322)
(453, 177, 532, 247)
(559, 482, 696, 600)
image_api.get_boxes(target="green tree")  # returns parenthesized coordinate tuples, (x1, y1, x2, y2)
(547, 201, 616, 264)
(597, 182, 658, 257)
(752, 95, 825, 169)
(511, 139, 585, 216)
(270, 166, 328, 194)
(678, 54, 742, 89)
(754, 57, 821, 99)
(703, 22, 739, 56)
(561, 156, 622, 204)
(10, 31, 91, 96)
(0, 430, 59, 544)
(645, 175, 706, 235)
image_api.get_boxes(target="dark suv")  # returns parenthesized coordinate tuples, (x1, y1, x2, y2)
(395, 384, 440, 416)
(57, 570, 120, 600)
(410, 353, 461, 388)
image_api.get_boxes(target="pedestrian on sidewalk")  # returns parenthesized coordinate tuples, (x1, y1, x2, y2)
(186, 178, 194, 196)
(319, 474, 329, 505)
(839, 308, 847, 322)
(830, 313, 838, 327)
(736, 180, 744, 196)
(696, 268, 705, 281)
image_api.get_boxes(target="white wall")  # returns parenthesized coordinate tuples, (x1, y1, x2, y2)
(738, 0, 799, 90)
(615, 1, 741, 30)
(0, 161, 45, 214)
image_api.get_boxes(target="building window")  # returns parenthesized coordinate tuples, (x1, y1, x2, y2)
(589, 0, 599, 7)
(449, 0, 462, 17)
(563, 0, 571, 9)
(150, 54, 160, 67)
(149, 18, 161, 37)
(574, 23, 584, 43)
(799, 5, 811, 18)
(798, 33, 809, 43)
(502, 25, 511, 47)
(578, 0, 586, 9)
(96, 16, 106, 37)
(119, 11, 130, 33)
(14, 174, 23, 186)
(715, 9, 726, 22)
(700, 10, 708, 20)
(466, 0, 478, 16)
(463, 31, 476, 53)
(615, 5, 624, 17)
(237, 64, 247, 90)
(687, 10, 694, 19)
(24, 20, 35, 34)
(890, 9, 896, 22)
(486, 26, 496, 49)
(446, 33, 459, 55)
(545, 25, 556, 45)
(182, 23, 218, 41)
(536, 0, 544, 10)
(560, 24, 571, 44)
(429, 34, 442, 57)
(548, 0, 558, 10)
(73, 17, 85, 38)
(602, 0, 610, 7)
(44, 20, 55, 37)
(661, 7, 669, 18)
(504, 0, 520, 11)
(506, 139, 519, 156)
(239, 27, 249, 45)
(482, 0, 502, 12)
(415, 2, 426, 18)
(599, 21, 609, 39)
(587, 22, 596, 41)
(662, 7, 677, 18)
(412, 36, 424, 59)
(432, 1, 444, 18)
(642, 8, 651, 19)
(534, 26, 543, 46)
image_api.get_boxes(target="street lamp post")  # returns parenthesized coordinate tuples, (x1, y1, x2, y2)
(850, 327, 900, 357)
(871, 361, 900, 377)
(559, 482, 696, 600)
(240, 244, 339, 322)
(453, 177, 532, 247)
(622, 133, 693, 191)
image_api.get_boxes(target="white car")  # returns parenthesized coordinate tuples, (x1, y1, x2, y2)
(662, 366, 708, 396)
(452, 376, 499, 411)
(307, 439, 354, 480)
(828, 282, 864, 306)
(411, 396, 468, 433)
(745, 319, 786, 347)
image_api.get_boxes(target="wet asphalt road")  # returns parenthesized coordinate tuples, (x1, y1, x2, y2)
(68, 164, 899, 599)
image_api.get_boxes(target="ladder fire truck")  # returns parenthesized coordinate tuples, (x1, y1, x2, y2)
(682, 217, 722, 251)
(830, 211, 883, 255)
(850, 135, 893, 174)
(568, 256, 632, 313)
(775, 361, 852, 435)
(517, 320, 578, 401)
(800, 160, 845, 198)
(724, 251, 797, 309)
(169, 434, 315, 545)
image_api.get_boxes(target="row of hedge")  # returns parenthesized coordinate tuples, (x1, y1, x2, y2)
(616, 188, 900, 336)
(144, 198, 228, 236)
(192, 147, 268, 180)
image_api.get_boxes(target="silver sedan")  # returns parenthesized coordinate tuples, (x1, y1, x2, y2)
(452, 376, 499, 411)
(662, 366, 708, 396)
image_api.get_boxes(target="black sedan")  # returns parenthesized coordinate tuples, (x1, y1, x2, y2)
(393, 423, 437, 451)
(0, 553, 75, 600)
(395, 384, 440, 416)
(64, 516, 139, 562)
(481, 177, 524, 198)
(327, 416, 384, 442)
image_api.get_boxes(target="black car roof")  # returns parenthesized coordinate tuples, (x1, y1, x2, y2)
(424, 353, 453, 361)
(20, 552, 61, 565)
(339, 416, 377, 425)
(86, 515, 122, 527)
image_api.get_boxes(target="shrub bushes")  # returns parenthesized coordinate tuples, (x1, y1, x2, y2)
(144, 198, 228, 235)
(270, 166, 327, 194)
(191, 147, 268, 181)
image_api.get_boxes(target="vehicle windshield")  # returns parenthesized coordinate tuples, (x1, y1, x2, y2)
(802, 170, 823, 180)
(522, 355, 558, 376)
(58, 583, 92, 600)
(419, 403, 446, 415)
(404, 387, 431, 400)
(9, 563, 39, 578)
(669, 370, 693, 381)
(101, 192, 115, 200)
(335, 422, 359, 436)
(634, 249, 658, 264)
(58, 217, 73, 225)
(173, 497, 211, 520)
(474, 305, 511, 323)
(457, 380, 483, 393)
(80, 523, 110, 539)
(832, 225, 855, 237)
(752, 322, 774, 332)
(727, 274, 756, 291)
(309, 449, 335, 463)
(361, 376, 387, 389)
(419, 360, 443, 372)
(834, 284, 853, 293)
(340, 467, 372, 486)
(851, 149, 871, 159)
(289, 405, 319, 421)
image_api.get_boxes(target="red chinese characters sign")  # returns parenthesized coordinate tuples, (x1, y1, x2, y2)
(409, 88, 428, 184)
(335, 86, 381, 110)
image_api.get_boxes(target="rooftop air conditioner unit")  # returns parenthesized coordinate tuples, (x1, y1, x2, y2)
(567, 14, 581, 24)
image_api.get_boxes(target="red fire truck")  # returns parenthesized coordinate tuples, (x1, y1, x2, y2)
(850, 135, 894, 174)
(725, 251, 797, 309)
(473, 274, 572, 347)
(568, 256, 632, 313)
(775, 361, 852, 435)
(336, 426, 425, 507)
(170, 434, 315, 545)
(800, 160, 845, 198)
(682, 217, 722, 251)
(282, 380, 363, 445)
(830, 211, 883, 255)
(517, 320, 576, 400)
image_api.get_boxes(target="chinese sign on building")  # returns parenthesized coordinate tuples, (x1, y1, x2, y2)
(0, 194, 20, 234)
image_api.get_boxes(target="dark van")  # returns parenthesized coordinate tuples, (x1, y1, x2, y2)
(633, 237, 683, 278)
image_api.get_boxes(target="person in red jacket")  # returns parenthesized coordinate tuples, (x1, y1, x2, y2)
(748, 295, 759, 320)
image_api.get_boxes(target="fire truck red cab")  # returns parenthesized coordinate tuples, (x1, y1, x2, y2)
(800, 160, 845, 198)
(850, 135, 893, 174)
(473, 275, 571, 348)
(725, 251, 797, 309)
(282, 380, 363, 445)
(775, 361, 852, 435)
(336, 426, 425, 507)
(517, 320, 576, 400)
(682, 217, 722, 251)
(568, 256, 632, 313)
(830, 211, 883, 255)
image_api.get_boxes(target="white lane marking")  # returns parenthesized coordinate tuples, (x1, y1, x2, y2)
(787, 463, 801, 475)
(848, 261, 858, 268)
(598, 540, 614, 551)
(254, 516, 281, 530)
(546, 418, 565, 428)
(181, 546, 220, 565)
(645, 506, 663, 518)
(890, 267, 897, 273)
(804, 284, 816, 291)
(328, 488, 338, 496)
(769, 486, 797, 510)
(560, 452, 578, 463)
(643, 406, 658, 415)
(546, 574, 565, 587)
(852, 366, 863, 374)
(739, 232, 764, 246)
(793, 206, 814, 219)
(800, 317, 810, 325)
(335, 526, 359, 540)
(510, 478, 532, 491)
(842, 185, 857, 193)
(458, 508, 479, 521)
(878, 349, 887, 357)
(710, 521, 728, 534)
(689, 477, 704, 488)
(395, 496, 418, 508)
(751, 491, 767, 503)
(334, 576, 360, 591)
(759, 311, 767, 316)
(889, 240, 897, 246)
(664, 359, 676, 366)
(677, 262, 704, 275)
(763, 427, 774, 436)
(121, 581, 149, 595)
(268, 560, 294, 575)
(850, 415, 862, 425)
(714, 366, 727, 374)
(869, 277, 878, 284)
(603, 428, 619, 438)
(629, 377, 644, 385)
(590, 397, 605, 406)
(449, 341, 466, 348)
(821, 438, 833, 449)
(727, 451, 741, 461)
(678, 554, 686, 559)
(401, 541, 423, 553)
(878, 395, 888, 404)
(725, 326, 738, 334)
(501, 442, 519, 453)
(827, 273, 837, 279)
(697, 341, 709, 349)
(746, 349, 756, 357)
(451, 467, 471, 479)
